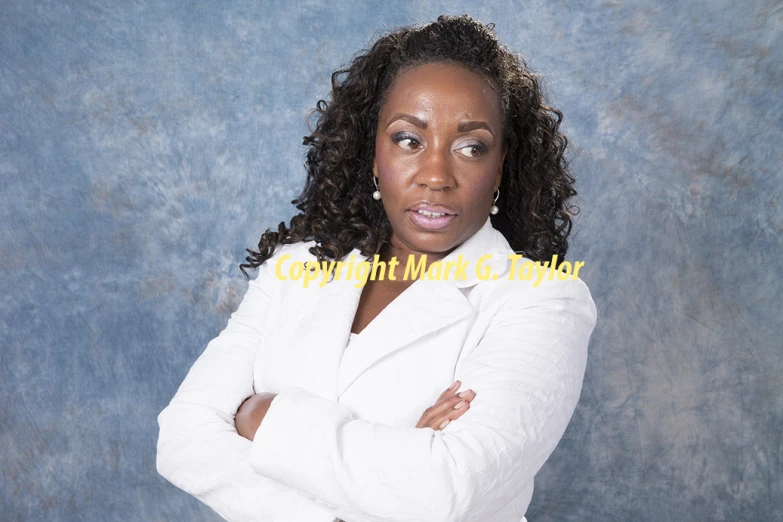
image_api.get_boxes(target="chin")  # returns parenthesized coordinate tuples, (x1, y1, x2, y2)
(398, 229, 461, 256)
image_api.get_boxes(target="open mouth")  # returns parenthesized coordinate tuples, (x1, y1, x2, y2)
(407, 209, 456, 230)
(413, 209, 452, 218)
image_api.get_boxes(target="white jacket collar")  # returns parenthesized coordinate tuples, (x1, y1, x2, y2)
(267, 217, 516, 398)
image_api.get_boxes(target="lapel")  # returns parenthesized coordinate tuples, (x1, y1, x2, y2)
(275, 218, 514, 399)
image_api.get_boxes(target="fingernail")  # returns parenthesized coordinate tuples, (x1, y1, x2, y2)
(449, 380, 459, 390)
(454, 401, 466, 410)
(458, 390, 471, 398)
(439, 419, 450, 429)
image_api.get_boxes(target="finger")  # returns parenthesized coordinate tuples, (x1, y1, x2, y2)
(429, 400, 473, 431)
(419, 392, 463, 425)
(416, 394, 464, 429)
(426, 390, 475, 422)
(457, 388, 476, 402)
(436, 380, 461, 402)
(416, 388, 476, 429)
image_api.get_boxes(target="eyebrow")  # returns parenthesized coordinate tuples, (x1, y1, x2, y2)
(386, 113, 495, 138)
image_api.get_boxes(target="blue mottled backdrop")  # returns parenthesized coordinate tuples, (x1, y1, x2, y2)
(2, 1, 781, 520)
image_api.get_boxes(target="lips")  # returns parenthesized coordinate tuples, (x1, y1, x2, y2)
(407, 202, 459, 215)
(406, 202, 458, 231)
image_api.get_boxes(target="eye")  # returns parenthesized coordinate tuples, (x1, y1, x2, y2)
(392, 133, 422, 150)
(456, 143, 488, 158)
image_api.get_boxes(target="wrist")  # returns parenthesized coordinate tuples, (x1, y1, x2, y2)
(236, 393, 277, 441)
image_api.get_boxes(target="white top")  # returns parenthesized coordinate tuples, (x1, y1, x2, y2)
(156, 217, 594, 522)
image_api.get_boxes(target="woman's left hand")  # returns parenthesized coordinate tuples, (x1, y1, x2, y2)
(235, 392, 278, 441)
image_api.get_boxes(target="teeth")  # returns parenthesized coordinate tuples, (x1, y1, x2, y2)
(417, 210, 447, 218)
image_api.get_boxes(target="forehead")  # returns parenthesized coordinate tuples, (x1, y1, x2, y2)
(381, 62, 502, 124)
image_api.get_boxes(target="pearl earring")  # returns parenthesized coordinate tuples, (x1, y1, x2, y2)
(372, 174, 381, 200)
(490, 189, 500, 215)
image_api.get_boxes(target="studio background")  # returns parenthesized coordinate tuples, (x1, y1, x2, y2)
(2, 1, 781, 521)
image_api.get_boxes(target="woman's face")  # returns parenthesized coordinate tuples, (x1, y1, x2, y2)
(373, 61, 506, 262)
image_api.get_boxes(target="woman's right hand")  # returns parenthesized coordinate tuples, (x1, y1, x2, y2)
(415, 380, 476, 431)
(333, 383, 474, 521)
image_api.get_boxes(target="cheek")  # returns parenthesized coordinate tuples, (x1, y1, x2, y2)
(375, 152, 392, 179)
(375, 150, 411, 192)
(478, 173, 497, 192)
(374, 140, 392, 176)
(468, 171, 499, 203)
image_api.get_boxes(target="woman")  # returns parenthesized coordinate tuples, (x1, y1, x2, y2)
(157, 14, 597, 522)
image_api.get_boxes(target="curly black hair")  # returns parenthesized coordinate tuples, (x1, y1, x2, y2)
(239, 13, 577, 278)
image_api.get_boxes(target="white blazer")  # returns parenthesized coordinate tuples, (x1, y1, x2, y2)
(157, 217, 597, 522)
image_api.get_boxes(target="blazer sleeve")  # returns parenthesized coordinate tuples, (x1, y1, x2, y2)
(248, 276, 597, 522)
(156, 248, 338, 522)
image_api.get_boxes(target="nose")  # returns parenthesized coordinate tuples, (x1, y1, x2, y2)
(413, 145, 456, 191)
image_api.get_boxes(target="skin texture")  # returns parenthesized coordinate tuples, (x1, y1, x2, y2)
(235, 392, 277, 440)
(350, 62, 506, 337)
(373, 62, 507, 270)
(414, 380, 476, 430)
(236, 62, 505, 440)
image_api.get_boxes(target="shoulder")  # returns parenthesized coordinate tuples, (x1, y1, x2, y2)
(259, 241, 318, 270)
(250, 241, 318, 287)
(474, 254, 597, 327)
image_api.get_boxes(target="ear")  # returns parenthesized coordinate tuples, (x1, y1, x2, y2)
(372, 158, 378, 178)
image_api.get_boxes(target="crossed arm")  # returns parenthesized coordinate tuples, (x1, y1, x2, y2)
(156, 258, 473, 522)
(156, 264, 344, 521)
(157, 254, 596, 522)
(243, 279, 596, 522)
(234, 381, 476, 442)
